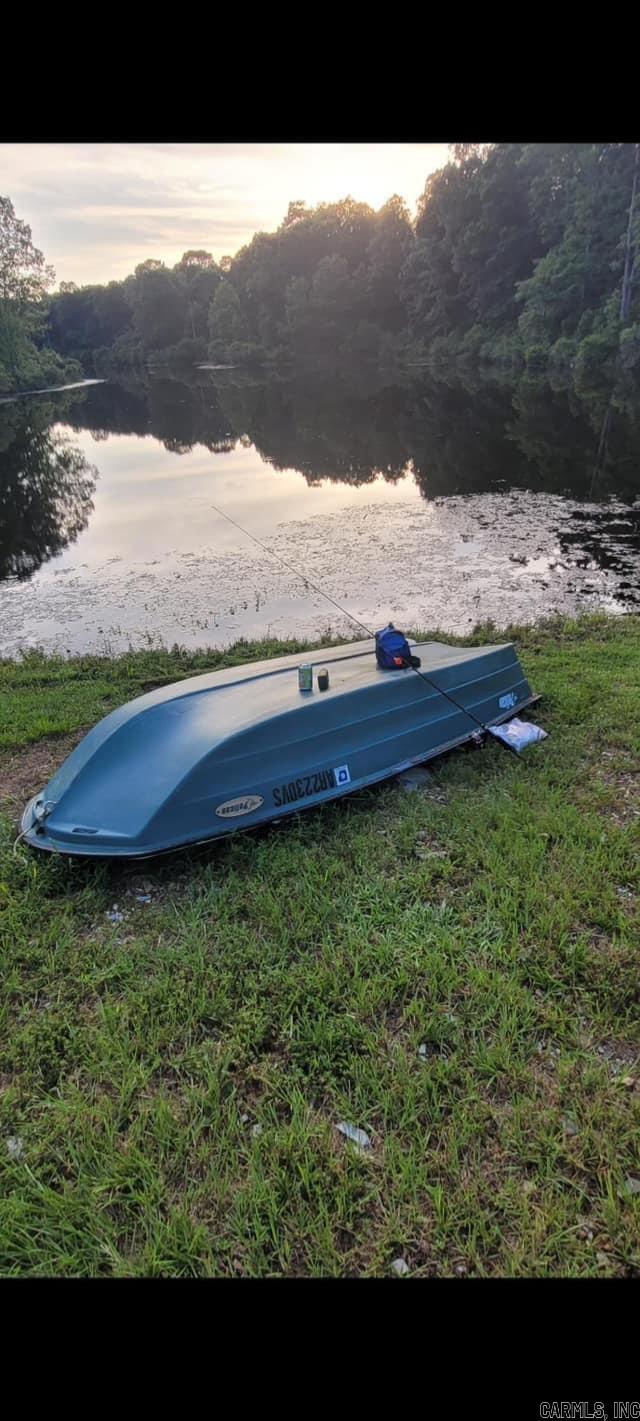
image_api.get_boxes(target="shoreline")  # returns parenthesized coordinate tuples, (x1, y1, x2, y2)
(1, 611, 637, 750)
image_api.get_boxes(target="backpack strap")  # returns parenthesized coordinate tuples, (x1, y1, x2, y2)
(393, 652, 422, 669)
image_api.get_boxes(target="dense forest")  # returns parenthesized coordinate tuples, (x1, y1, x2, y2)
(1, 143, 639, 395)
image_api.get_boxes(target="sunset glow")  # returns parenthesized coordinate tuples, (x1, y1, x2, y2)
(0, 143, 450, 285)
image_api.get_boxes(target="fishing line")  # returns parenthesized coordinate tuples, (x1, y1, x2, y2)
(210, 501, 374, 639)
(210, 501, 491, 734)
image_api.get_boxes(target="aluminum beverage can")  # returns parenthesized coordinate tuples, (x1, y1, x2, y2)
(298, 664, 313, 692)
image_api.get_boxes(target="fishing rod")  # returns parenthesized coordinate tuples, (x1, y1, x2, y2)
(210, 501, 491, 735)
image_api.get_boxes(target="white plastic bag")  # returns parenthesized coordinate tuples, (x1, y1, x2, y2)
(489, 717, 548, 753)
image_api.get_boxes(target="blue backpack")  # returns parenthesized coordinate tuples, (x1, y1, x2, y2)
(375, 624, 421, 671)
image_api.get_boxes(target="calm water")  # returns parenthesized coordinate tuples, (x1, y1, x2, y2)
(1, 367, 639, 656)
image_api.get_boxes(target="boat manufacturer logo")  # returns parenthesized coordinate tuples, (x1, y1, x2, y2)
(499, 692, 518, 710)
(216, 794, 264, 819)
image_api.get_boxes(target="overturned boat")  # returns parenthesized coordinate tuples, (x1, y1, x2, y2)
(20, 637, 535, 859)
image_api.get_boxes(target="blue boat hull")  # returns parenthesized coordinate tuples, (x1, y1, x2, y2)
(20, 638, 535, 858)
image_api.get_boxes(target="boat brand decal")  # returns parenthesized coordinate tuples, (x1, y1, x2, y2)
(273, 768, 339, 807)
(216, 794, 264, 819)
(499, 692, 518, 710)
(334, 764, 351, 785)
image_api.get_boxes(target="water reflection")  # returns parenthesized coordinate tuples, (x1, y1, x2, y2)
(0, 365, 638, 631)
(57, 364, 640, 502)
(0, 403, 97, 582)
(558, 505, 640, 584)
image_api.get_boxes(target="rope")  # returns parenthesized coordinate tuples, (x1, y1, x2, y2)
(13, 800, 55, 855)
(12, 824, 32, 856)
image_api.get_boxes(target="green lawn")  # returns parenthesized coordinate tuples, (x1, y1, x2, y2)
(0, 615, 639, 1276)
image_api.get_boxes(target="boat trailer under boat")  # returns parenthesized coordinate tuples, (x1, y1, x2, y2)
(20, 636, 539, 860)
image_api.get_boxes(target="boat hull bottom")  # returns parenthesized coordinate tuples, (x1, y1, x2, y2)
(20, 695, 539, 861)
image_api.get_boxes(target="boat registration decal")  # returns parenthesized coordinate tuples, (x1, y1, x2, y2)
(216, 794, 264, 819)
(273, 767, 346, 807)
(499, 692, 518, 710)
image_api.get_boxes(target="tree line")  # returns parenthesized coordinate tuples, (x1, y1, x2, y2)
(1, 143, 639, 394)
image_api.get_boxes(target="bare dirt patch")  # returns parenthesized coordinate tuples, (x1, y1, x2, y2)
(0, 731, 87, 818)
(597, 765, 640, 826)
(594, 1039, 640, 1077)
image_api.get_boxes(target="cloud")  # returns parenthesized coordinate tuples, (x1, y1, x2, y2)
(0, 143, 449, 285)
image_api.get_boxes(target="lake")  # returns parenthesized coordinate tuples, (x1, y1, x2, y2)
(1, 366, 639, 657)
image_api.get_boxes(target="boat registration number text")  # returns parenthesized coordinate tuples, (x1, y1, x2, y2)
(273, 764, 350, 806)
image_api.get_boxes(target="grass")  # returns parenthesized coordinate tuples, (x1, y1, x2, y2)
(0, 613, 639, 1277)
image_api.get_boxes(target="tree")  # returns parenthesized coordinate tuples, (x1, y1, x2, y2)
(208, 280, 247, 353)
(36, 142, 640, 386)
(282, 201, 308, 228)
(0, 196, 54, 309)
(175, 250, 216, 271)
(129, 261, 186, 351)
(516, 143, 639, 357)
(401, 161, 478, 345)
(620, 142, 639, 322)
(366, 196, 414, 331)
(284, 275, 313, 344)
(48, 281, 132, 363)
(173, 250, 221, 340)
(0, 410, 97, 579)
(448, 145, 543, 325)
(0, 196, 55, 383)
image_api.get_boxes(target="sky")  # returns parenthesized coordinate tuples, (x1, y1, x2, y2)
(0, 143, 450, 287)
